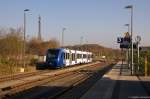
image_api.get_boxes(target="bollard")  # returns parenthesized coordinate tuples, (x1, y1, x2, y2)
(145, 56, 148, 77)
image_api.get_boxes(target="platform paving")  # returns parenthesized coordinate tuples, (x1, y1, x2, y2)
(80, 62, 150, 99)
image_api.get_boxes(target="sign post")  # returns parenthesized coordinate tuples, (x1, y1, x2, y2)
(117, 32, 131, 75)
(135, 35, 141, 74)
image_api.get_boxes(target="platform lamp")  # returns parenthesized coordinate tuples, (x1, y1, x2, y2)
(125, 5, 134, 75)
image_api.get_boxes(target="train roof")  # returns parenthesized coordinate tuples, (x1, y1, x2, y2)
(47, 48, 92, 53)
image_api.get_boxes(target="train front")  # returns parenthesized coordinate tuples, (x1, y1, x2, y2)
(46, 48, 64, 68)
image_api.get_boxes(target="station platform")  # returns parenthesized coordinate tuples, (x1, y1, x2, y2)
(80, 62, 150, 99)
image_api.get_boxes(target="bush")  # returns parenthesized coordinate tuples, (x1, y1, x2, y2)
(30, 58, 38, 65)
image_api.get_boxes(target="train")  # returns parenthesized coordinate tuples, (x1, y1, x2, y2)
(36, 48, 93, 69)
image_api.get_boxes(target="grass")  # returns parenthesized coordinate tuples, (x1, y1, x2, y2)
(0, 64, 36, 76)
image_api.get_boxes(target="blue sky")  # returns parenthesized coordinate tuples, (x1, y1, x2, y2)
(0, 0, 150, 48)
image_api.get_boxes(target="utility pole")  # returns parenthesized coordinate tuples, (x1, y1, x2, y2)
(38, 15, 42, 41)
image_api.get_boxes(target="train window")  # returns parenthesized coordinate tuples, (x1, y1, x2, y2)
(72, 54, 73, 60)
(79, 54, 82, 58)
(66, 53, 69, 59)
(61, 53, 64, 59)
(91, 54, 93, 58)
(67, 53, 70, 59)
(74, 54, 75, 60)
(73, 54, 74, 60)
(47, 49, 59, 59)
(77, 54, 80, 59)
(64, 53, 65, 59)
(83, 54, 86, 58)
(66, 53, 67, 59)
(72, 53, 75, 61)
(88, 55, 90, 59)
(67, 53, 69, 59)
(65, 53, 66, 59)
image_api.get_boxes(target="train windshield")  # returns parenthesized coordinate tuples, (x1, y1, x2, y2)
(47, 49, 59, 59)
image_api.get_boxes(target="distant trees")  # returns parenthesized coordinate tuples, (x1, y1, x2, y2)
(65, 44, 121, 61)
(27, 38, 59, 55)
(0, 28, 60, 67)
(0, 28, 22, 57)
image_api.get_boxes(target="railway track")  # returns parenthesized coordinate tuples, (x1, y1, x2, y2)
(0, 62, 112, 98)
(0, 70, 51, 82)
(51, 64, 114, 99)
(0, 62, 97, 83)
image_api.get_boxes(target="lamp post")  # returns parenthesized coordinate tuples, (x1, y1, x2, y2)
(23, 9, 29, 69)
(125, 5, 134, 75)
(62, 28, 66, 47)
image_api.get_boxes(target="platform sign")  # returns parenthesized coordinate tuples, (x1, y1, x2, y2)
(120, 42, 137, 49)
(124, 37, 131, 43)
(119, 37, 131, 49)
(117, 37, 123, 43)
(135, 35, 141, 43)
(120, 41, 130, 48)
(117, 34, 132, 49)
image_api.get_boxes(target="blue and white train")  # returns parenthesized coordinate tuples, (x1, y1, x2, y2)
(37, 48, 92, 69)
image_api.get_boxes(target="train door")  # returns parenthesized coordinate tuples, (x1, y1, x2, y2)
(69, 50, 72, 65)
(60, 52, 64, 67)
(63, 52, 66, 66)
(75, 51, 77, 64)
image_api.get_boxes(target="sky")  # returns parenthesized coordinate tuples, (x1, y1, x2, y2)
(0, 0, 150, 48)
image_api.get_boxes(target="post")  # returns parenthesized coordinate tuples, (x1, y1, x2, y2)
(137, 43, 139, 72)
(38, 15, 42, 40)
(23, 10, 26, 69)
(135, 36, 141, 74)
(127, 25, 130, 69)
(145, 56, 148, 77)
(23, 9, 29, 71)
(125, 5, 133, 75)
(128, 48, 130, 68)
(120, 48, 123, 75)
(131, 6, 134, 75)
(124, 24, 130, 69)
(126, 49, 128, 64)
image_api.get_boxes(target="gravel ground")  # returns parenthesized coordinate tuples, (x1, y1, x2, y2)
(4, 63, 114, 99)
